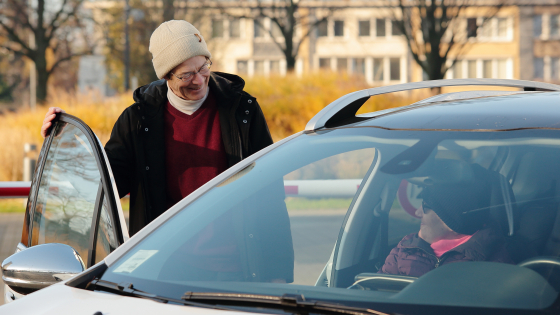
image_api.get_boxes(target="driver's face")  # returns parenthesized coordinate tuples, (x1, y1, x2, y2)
(415, 204, 455, 244)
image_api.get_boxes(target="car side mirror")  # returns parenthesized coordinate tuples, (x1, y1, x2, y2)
(1, 243, 85, 294)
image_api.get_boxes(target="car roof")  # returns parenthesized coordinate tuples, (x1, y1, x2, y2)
(353, 91, 560, 131)
(350, 92, 560, 130)
(305, 79, 560, 132)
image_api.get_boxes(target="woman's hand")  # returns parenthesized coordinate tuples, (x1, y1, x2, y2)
(41, 107, 65, 138)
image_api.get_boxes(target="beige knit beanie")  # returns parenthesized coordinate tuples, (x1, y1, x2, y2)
(149, 20, 212, 79)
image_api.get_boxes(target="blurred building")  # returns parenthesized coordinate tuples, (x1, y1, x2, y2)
(524, 3, 560, 83)
(78, 55, 111, 96)
(82, 0, 560, 91)
(198, 0, 560, 86)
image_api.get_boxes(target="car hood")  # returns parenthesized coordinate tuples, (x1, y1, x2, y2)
(0, 283, 261, 315)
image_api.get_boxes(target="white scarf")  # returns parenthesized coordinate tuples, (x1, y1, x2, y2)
(166, 81, 209, 115)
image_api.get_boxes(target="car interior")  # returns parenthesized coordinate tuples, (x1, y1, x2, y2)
(319, 136, 560, 308)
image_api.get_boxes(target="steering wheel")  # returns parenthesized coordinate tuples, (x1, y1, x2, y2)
(518, 256, 560, 291)
(348, 273, 416, 291)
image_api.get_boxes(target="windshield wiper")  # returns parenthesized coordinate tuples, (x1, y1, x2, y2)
(181, 292, 391, 315)
(87, 279, 234, 311)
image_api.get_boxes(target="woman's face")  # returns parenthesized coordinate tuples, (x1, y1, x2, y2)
(415, 204, 456, 244)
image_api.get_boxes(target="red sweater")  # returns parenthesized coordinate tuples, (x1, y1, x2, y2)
(164, 93, 240, 272)
(164, 92, 228, 208)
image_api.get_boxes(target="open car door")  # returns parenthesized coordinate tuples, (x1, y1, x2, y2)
(4, 114, 129, 303)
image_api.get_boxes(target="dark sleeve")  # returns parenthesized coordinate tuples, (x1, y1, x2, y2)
(104, 108, 136, 198)
(379, 246, 400, 275)
(248, 99, 274, 155)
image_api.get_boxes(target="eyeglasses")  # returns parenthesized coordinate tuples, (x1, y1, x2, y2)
(171, 60, 212, 83)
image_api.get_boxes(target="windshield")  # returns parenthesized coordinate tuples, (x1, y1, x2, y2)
(101, 127, 560, 311)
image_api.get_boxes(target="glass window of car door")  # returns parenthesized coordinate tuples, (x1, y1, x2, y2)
(94, 195, 119, 264)
(31, 122, 102, 263)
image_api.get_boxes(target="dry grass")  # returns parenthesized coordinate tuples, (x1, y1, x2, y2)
(0, 90, 132, 182)
(245, 72, 423, 140)
(0, 73, 422, 182)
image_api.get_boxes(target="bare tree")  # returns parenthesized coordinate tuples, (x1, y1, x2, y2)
(0, 0, 93, 103)
(216, 0, 331, 71)
(393, 0, 503, 89)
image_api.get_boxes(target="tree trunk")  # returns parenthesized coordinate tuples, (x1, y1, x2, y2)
(162, 0, 174, 21)
(34, 43, 49, 104)
(286, 55, 296, 72)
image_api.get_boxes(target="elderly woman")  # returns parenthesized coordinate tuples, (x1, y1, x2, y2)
(380, 165, 514, 277)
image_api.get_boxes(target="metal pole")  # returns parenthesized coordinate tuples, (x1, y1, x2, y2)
(124, 0, 130, 91)
(23, 143, 37, 182)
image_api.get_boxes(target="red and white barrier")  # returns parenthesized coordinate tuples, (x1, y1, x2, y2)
(0, 182, 31, 198)
(0, 179, 363, 199)
(284, 179, 361, 198)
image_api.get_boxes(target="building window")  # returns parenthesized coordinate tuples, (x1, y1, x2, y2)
(552, 58, 560, 80)
(373, 58, 384, 81)
(271, 22, 283, 38)
(319, 58, 331, 69)
(353, 58, 365, 75)
(480, 18, 492, 37)
(483, 60, 492, 78)
(534, 15, 543, 37)
(230, 19, 240, 38)
(212, 19, 224, 38)
(467, 18, 477, 38)
(497, 59, 507, 79)
(551, 15, 560, 36)
(467, 60, 477, 78)
(497, 18, 507, 37)
(254, 60, 265, 75)
(337, 58, 347, 72)
(453, 60, 463, 79)
(390, 58, 400, 81)
(392, 20, 402, 36)
(254, 18, 265, 38)
(237, 60, 248, 74)
(317, 20, 328, 37)
(534, 58, 544, 79)
(334, 20, 344, 37)
(475, 17, 510, 40)
(270, 60, 281, 74)
(376, 19, 386, 37)
(359, 20, 370, 36)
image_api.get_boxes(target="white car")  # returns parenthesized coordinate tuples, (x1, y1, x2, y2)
(3, 79, 560, 315)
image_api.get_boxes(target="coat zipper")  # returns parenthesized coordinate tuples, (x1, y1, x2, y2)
(416, 247, 442, 268)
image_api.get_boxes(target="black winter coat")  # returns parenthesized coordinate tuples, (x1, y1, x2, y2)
(105, 72, 274, 235)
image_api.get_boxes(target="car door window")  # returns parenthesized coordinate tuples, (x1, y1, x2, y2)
(94, 195, 119, 264)
(31, 122, 102, 262)
(283, 148, 375, 285)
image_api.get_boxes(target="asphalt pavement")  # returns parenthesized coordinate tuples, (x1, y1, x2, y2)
(289, 211, 347, 285)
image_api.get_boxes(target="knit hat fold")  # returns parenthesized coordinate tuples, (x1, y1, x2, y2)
(149, 20, 212, 79)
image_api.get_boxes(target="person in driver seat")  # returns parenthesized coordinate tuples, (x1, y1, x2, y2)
(379, 169, 514, 277)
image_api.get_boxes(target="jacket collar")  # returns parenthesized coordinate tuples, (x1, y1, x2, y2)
(399, 226, 504, 261)
(131, 72, 246, 118)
